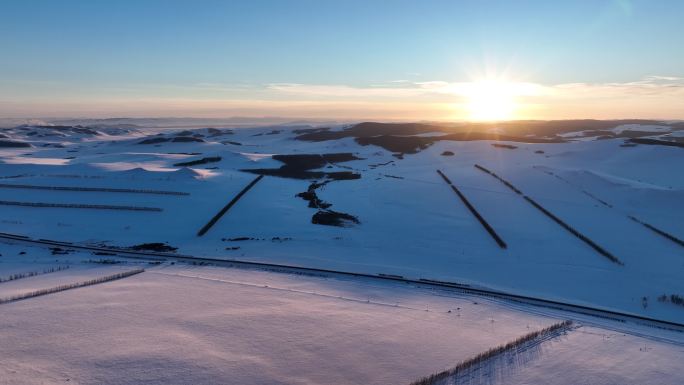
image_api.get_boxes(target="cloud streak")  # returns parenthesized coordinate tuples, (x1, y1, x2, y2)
(1, 76, 682, 120)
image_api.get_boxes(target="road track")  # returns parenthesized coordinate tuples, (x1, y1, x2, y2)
(0, 230, 682, 332)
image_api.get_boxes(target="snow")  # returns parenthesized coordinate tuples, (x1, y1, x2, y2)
(609, 124, 672, 134)
(0, 121, 683, 383)
(1, 124, 683, 322)
(502, 326, 684, 385)
(0, 265, 559, 385)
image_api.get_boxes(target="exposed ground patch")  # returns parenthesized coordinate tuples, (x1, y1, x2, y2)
(296, 179, 360, 227)
(491, 143, 518, 149)
(243, 153, 362, 180)
(627, 138, 684, 148)
(173, 156, 222, 167)
(129, 243, 178, 252)
(0, 140, 31, 148)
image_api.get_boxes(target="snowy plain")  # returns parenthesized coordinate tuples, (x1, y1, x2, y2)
(1, 120, 683, 383)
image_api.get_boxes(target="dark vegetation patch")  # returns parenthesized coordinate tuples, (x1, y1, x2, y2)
(491, 143, 517, 149)
(0, 140, 31, 148)
(627, 138, 684, 148)
(172, 136, 205, 143)
(441, 151, 455, 156)
(207, 128, 233, 136)
(628, 215, 684, 248)
(139, 135, 206, 144)
(222, 236, 293, 242)
(139, 137, 169, 145)
(196, 175, 264, 236)
(576, 130, 669, 139)
(474, 164, 623, 265)
(243, 153, 362, 180)
(295, 121, 571, 143)
(368, 160, 395, 168)
(409, 320, 573, 385)
(0, 265, 70, 283)
(535, 150, 545, 154)
(295, 122, 441, 141)
(274, 153, 362, 169)
(128, 243, 178, 252)
(658, 294, 684, 307)
(223, 141, 242, 146)
(173, 156, 221, 167)
(223, 237, 254, 241)
(87, 258, 122, 264)
(355, 135, 434, 154)
(312, 210, 360, 227)
(296, 121, 683, 153)
(437, 170, 507, 249)
(40, 125, 100, 135)
(353, 131, 561, 155)
(0, 269, 145, 305)
(50, 247, 72, 255)
(292, 127, 330, 135)
(295, 179, 360, 227)
(297, 181, 332, 209)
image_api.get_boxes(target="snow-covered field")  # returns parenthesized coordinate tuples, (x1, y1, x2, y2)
(504, 325, 684, 385)
(0, 264, 558, 384)
(1, 120, 683, 383)
(1, 263, 682, 385)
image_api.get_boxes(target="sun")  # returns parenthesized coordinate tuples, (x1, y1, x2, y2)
(463, 80, 518, 122)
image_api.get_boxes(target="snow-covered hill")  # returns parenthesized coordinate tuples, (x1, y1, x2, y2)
(1, 120, 683, 324)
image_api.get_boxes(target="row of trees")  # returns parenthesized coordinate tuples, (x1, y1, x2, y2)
(0, 265, 70, 283)
(409, 320, 573, 385)
(0, 268, 144, 304)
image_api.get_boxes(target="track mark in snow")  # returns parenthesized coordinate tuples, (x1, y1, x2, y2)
(437, 170, 507, 249)
(0, 200, 163, 212)
(147, 270, 425, 311)
(0, 183, 189, 195)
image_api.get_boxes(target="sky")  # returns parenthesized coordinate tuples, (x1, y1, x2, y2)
(1, 0, 683, 121)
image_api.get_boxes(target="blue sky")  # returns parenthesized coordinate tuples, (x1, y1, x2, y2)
(1, 0, 683, 119)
